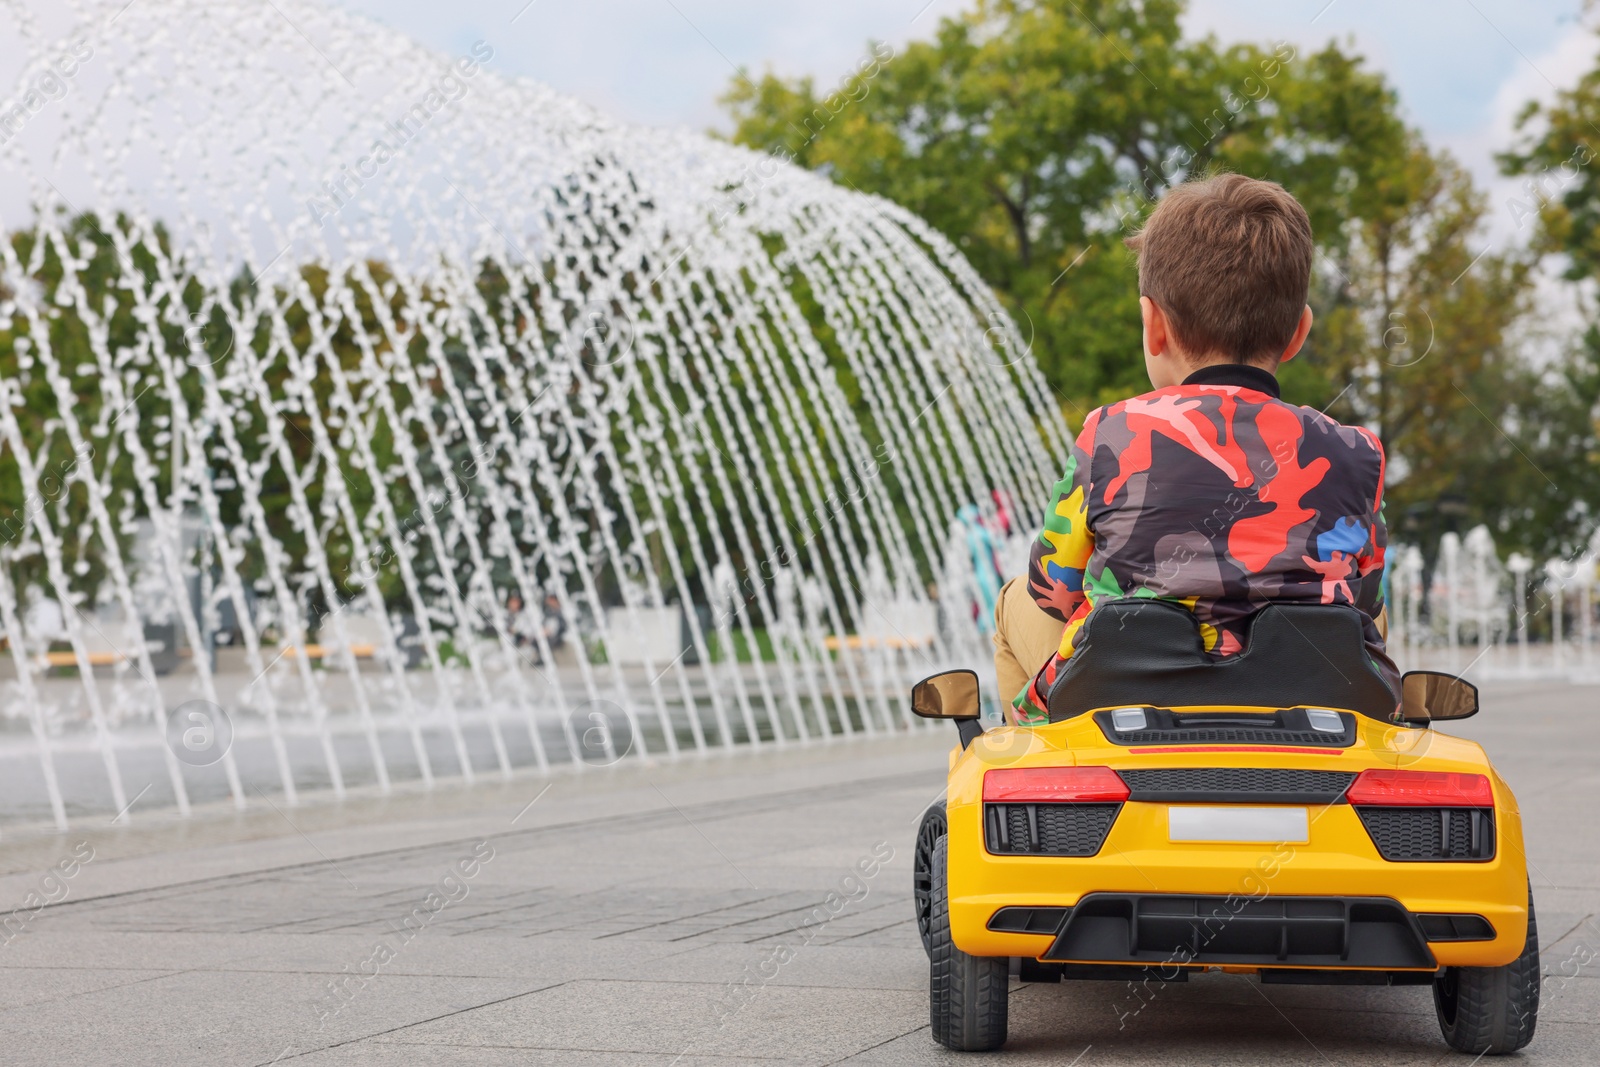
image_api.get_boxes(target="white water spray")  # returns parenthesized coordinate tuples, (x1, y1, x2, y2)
(0, 0, 1068, 826)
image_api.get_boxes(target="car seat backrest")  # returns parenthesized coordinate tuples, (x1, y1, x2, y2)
(1044, 599, 1398, 721)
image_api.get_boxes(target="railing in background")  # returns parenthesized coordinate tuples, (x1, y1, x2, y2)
(1388, 527, 1600, 683)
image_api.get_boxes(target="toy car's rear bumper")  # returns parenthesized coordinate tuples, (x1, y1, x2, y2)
(948, 799, 1529, 970)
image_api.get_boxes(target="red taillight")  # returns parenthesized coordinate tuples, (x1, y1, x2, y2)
(983, 767, 1130, 803)
(1346, 769, 1493, 807)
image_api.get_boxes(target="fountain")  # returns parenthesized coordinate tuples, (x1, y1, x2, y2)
(1388, 528, 1600, 685)
(0, 0, 1070, 828)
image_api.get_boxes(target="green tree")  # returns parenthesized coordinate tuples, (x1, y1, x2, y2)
(723, 0, 1591, 557)
(721, 1, 1370, 409)
(1495, 56, 1600, 556)
(1286, 150, 1564, 555)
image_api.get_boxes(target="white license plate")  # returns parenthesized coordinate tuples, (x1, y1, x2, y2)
(1168, 805, 1309, 843)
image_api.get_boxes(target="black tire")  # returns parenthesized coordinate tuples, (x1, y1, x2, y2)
(1433, 887, 1540, 1055)
(914, 801, 947, 955)
(929, 835, 1009, 1051)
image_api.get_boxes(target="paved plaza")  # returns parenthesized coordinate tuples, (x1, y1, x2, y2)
(1, 679, 1597, 1066)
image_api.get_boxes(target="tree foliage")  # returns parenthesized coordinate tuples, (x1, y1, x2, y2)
(1495, 58, 1600, 555)
(721, 0, 1598, 558)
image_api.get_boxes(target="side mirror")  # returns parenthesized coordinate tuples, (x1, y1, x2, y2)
(911, 669, 982, 720)
(911, 670, 987, 748)
(1400, 670, 1479, 725)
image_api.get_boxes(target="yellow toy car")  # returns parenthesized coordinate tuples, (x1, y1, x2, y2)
(911, 600, 1536, 1055)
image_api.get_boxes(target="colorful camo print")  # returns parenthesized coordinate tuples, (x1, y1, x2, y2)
(1018, 377, 1396, 723)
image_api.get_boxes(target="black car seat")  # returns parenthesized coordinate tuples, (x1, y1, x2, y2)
(1044, 599, 1398, 722)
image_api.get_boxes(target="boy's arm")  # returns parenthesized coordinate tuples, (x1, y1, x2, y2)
(1354, 431, 1388, 638)
(1009, 416, 1098, 725)
(1027, 416, 1098, 622)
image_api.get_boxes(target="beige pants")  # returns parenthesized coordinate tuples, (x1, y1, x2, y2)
(992, 576, 1067, 716)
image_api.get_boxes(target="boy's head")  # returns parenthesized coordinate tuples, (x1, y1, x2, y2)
(1126, 173, 1314, 388)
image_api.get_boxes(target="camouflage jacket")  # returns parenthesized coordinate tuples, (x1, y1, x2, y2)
(1019, 363, 1396, 722)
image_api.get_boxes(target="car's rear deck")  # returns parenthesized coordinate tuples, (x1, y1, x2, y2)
(943, 709, 1530, 969)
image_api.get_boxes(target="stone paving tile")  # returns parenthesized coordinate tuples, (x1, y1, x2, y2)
(0, 965, 181, 1014)
(378, 977, 925, 1064)
(632, 940, 928, 992)
(299, 1046, 801, 1066)
(0, 969, 552, 1067)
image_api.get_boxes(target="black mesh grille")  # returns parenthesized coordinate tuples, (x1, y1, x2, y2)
(1118, 768, 1356, 803)
(1448, 811, 1475, 856)
(1093, 708, 1357, 748)
(1120, 729, 1344, 748)
(1357, 807, 1495, 862)
(1005, 805, 1029, 846)
(986, 803, 1120, 856)
(1039, 806, 1119, 853)
(1114, 728, 1343, 746)
(1360, 808, 1440, 858)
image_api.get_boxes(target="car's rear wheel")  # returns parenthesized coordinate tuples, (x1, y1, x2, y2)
(929, 835, 1008, 1051)
(1433, 886, 1540, 1055)
(914, 801, 946, 955)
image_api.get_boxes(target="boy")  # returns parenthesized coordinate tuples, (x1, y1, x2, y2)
(994, 173, 1394, 725)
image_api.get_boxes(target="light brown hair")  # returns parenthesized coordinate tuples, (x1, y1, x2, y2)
(1125, 173, 1313, 366)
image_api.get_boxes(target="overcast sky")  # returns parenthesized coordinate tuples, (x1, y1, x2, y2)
(5, 0, 1588, 245)
(326, 0, 1598, 221)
